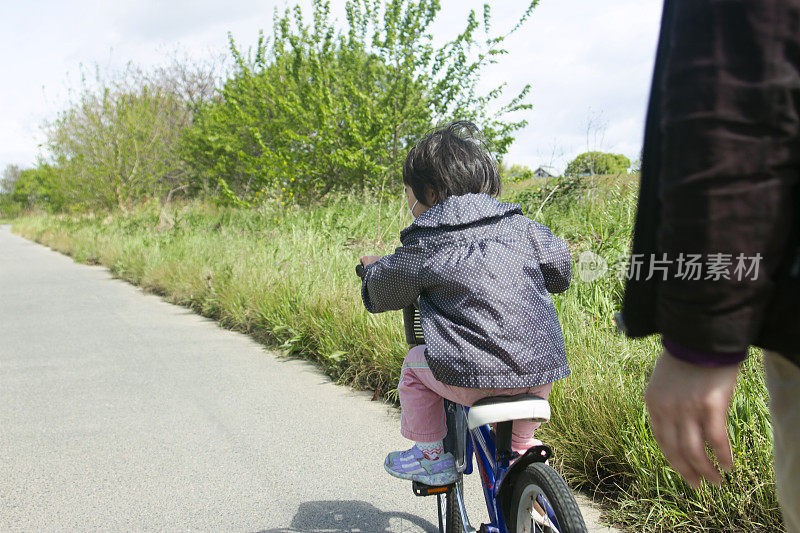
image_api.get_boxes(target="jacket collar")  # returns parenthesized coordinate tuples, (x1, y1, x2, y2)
(400, 193, 522, 240)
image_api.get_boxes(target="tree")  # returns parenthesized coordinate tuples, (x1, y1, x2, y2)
(46, 85, 188, 209)
(182, 0, 537, 205)
(1, 164, 21, 194)
(499, 162, 534, 183)
(564, 151, 630, 176)
(43, 57, 223, 210)
(10, 164, 65, 210)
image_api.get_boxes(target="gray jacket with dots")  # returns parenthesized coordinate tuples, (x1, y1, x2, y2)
(361, 193, 571, 388)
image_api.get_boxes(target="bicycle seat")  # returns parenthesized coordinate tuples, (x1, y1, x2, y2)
(466, 394, 551, 430)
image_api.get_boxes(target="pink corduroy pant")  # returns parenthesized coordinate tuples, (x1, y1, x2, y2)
(398, 345, 553, 456)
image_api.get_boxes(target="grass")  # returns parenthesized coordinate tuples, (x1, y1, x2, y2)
(11, 178, 781, 532)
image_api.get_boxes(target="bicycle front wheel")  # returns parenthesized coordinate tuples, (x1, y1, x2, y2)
(507, 463, 587, 533)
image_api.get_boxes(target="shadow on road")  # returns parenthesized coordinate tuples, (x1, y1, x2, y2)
(255, 500, 437, 532)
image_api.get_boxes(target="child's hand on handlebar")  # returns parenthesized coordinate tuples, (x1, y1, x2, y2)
(360, 255, 381, 267)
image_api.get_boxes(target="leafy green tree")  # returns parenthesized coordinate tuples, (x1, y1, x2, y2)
(499, 162, 534, 184)
(43, 58, 221, 210)
(46, 83, 189, 209)
(565, 151, 630, 176)
(10, 164, 65, 210)
(183, 0, 536, 205)
(1, 164, 22, 194)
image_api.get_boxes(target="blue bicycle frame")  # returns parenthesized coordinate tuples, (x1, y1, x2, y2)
(444, 400, 555, 533)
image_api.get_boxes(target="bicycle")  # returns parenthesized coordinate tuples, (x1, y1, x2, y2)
(357, 263, 588, 533)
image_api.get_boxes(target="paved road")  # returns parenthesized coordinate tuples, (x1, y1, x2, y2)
(0, 225, 617, 532)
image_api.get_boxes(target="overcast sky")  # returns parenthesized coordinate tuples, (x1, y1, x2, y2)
(0, 0, 663, 173)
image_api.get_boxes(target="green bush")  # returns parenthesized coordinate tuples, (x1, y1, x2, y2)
(0, 195, 21, 219)
(9, 164, 66, 211)
(182, 0, 537, 205)
(499, 162, 535, 184)
(45, 71, 194, 210)
(565, 151, 631, 176)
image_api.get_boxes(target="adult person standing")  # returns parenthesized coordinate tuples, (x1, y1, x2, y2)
(619, 0, 800, 530)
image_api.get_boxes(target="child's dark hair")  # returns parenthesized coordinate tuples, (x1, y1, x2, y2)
(403, 120, 501, 205)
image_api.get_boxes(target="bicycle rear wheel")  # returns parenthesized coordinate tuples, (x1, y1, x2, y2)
(507, 463, 587, 533)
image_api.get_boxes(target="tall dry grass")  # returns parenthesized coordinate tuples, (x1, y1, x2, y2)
(12, 179, 781, 532)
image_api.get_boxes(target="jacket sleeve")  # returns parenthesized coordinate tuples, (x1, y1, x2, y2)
(528, 220, 572, 294)
(646, 0, 796, 354)
(361, 243, 425, 313)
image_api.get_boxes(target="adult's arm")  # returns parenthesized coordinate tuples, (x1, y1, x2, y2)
(655, 0, 799, 356)
(638, 0, 800, 487)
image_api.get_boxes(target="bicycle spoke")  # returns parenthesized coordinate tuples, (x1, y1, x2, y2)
(525, 496, 562, 533)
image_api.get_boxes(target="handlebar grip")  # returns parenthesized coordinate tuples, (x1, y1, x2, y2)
(355, 263, 366, 279)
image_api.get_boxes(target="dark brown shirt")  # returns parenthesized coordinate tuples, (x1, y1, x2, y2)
(622, 0, 800, 367)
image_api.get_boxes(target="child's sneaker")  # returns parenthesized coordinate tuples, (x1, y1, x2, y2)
(384, 445, 458, 486)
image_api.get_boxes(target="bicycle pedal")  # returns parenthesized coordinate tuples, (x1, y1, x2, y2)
(411, 480, 452, 496)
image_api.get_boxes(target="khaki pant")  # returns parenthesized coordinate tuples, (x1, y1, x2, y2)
(765, 352, 800, 533)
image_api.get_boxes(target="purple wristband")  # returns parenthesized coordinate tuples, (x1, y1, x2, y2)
(662, 337, 747, 367)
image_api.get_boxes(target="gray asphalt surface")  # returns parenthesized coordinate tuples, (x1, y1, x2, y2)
(0, 225, 617, 532)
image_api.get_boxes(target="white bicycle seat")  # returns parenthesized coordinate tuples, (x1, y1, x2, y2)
(466, 394, 551, 430)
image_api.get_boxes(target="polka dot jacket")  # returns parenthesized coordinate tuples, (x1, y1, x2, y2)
(361, 193, 572, 388)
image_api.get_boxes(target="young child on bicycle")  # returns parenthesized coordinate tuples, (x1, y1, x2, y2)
(359, 121, 572, 486)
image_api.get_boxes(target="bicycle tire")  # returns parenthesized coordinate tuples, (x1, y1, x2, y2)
(444, 481, 465, 533)
(507, 463, 587, 533)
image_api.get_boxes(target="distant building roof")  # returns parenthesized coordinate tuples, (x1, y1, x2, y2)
(533, 166, 558, 178)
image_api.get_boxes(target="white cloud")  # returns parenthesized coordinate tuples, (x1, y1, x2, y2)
(0, 0, 663, 173)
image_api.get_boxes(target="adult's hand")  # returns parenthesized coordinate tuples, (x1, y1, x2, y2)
(645, 349, 740, 487)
